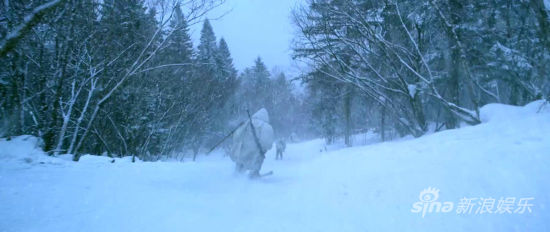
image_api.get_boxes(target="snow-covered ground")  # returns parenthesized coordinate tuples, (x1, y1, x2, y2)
(1, 101, 549, 232)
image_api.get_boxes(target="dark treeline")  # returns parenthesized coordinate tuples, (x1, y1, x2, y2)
(293, 0, 550, 145)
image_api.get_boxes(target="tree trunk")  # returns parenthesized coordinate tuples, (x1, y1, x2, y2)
(380, 104, 386, 142)
(343, 84, 352, 147)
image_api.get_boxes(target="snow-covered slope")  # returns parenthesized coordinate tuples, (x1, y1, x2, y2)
(1, 101, 549, 232)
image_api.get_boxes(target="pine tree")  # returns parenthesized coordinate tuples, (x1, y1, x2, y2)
(216, 38, 237, 83)
(165, 3, 194, 67)
(192, 19, 231, 153)
(237, 57, 272, 112)
(94, 0, 161, 157)
(197, 19, 218, 67)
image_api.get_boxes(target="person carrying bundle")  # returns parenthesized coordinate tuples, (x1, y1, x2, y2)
(230, 108, 274, 178)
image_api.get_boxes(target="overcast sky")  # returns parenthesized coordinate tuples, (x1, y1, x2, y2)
(191, 0, 304, 74)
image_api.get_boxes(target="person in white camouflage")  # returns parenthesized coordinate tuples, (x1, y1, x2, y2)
(275, 139, 286, 160)
(230, 108, 274, 178)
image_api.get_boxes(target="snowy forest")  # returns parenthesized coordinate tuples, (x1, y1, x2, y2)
(0, 0, 306, 161)
(293, 0, 550, 142)
(2, 0, 549, 162)
(1, 0, 550, 231)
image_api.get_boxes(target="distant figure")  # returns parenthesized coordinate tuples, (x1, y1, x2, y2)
(230, 108, 274, 178)
(275, 139, 286, 160)
(289, 132, 298, 142)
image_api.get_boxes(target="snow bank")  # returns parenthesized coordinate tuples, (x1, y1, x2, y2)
(0, 135, 53, 164)
(0, 135, 141, 165)
(0, 101, 549, 232)
(479, 99, 548, 123)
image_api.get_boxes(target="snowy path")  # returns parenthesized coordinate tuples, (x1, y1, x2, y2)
(1, 101, 549, 231)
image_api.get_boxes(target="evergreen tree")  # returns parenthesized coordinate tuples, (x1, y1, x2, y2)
(165, 3, 194, 67)
(216, 38, 238, 84)
(192, 19, 238, 152)
(197, 19, 218, 67)
(214, 37, 239, 130)
(251, 57, 272, 111)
